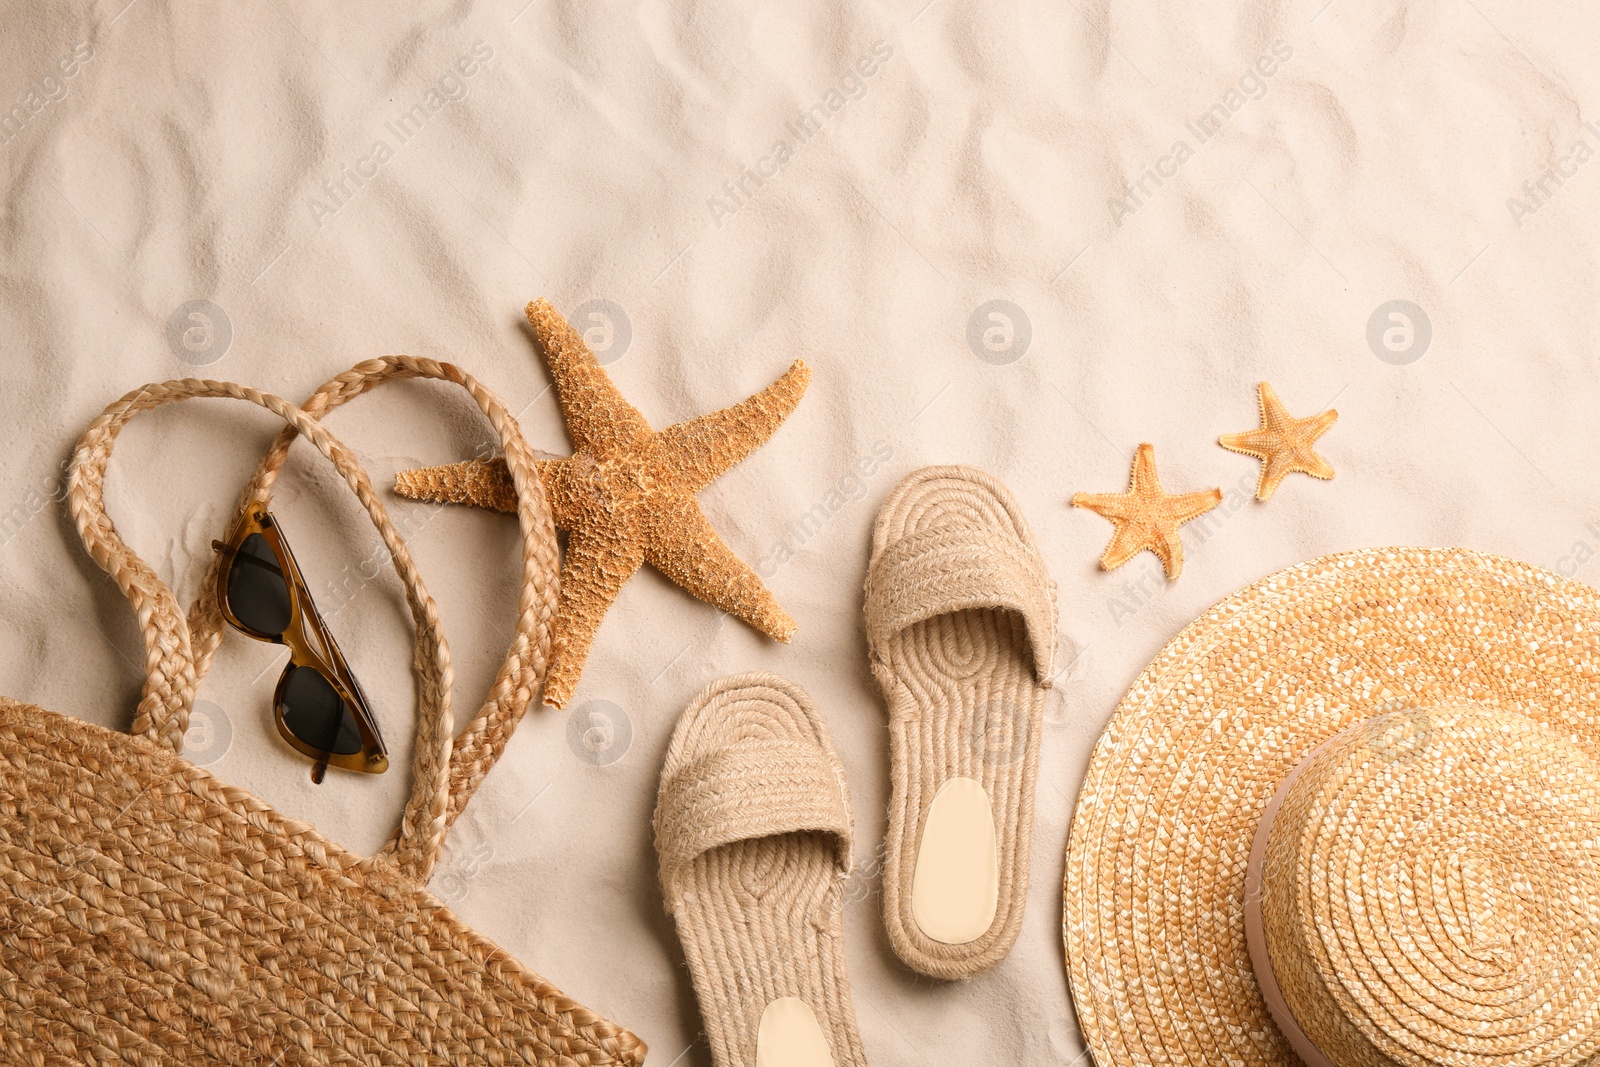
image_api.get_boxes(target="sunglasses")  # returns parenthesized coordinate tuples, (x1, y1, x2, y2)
(212, 505, 388, 783)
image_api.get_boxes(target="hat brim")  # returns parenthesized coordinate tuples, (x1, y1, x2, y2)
(1063, 547, 1600, 1067)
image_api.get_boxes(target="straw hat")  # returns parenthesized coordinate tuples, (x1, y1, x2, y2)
(1064, 547, 1600, 1067)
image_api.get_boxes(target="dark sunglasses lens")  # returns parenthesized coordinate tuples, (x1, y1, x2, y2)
(226, 533, 293, 635)
(280, 665, 364, 756)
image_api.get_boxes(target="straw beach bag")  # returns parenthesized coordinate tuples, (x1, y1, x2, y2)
(0, 357, 646, 1065)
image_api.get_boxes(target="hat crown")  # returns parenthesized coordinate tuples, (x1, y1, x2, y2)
(1258, 705, 1600, 1067)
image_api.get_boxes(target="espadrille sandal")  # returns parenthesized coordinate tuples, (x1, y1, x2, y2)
(864, 465, 1057, 980)
(655, 673, 868, 1067)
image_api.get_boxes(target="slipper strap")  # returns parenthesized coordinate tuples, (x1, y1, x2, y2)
(865, 525, 1057, 683)
(656, 738, 853, 909)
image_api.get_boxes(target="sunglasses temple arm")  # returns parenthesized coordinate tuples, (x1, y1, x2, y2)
(223, 548, 286, 580)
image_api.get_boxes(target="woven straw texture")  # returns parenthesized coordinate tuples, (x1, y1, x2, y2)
(654, 672, 865, 1067)
(1257, 705, 1600, 1067)
(865, 465, 1057, 980)
(1064, 547, 1600, 1067)
(0, 358, 645, 1065)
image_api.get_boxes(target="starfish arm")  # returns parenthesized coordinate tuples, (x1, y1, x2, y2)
(526, 299, 653, 456)
(1305, 408, 1339, 440)
(1254, 459, 1287, 501)
(1168, 488, 1224, 523)
(1156, 529, 1186, 579)
(1097, 521, 1154, 572)
(1261, 452, 1313, 500)
(1256, 381, 1290, 427)
(653, 360, 811, 493)
(542, 527, 648, 709)
(1257, 449, 1336, 501)
(643, 497, 796, 640)
(394, 457, 558, 515)
(1072, 492, 1135, 521)
(1296, 449, 1337, 480)
(1129, 442, 1160, 492)
(1217, 429, 1278, 460)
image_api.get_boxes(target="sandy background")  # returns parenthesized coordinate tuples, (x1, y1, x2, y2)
(4, 0, 1600, 1063)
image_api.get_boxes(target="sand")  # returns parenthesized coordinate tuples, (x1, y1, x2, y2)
(2, 0, 1598, 1062)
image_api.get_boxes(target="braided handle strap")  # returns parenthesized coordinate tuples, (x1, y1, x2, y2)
(189, 357, 561, 851)
(66, 359, 559, 883)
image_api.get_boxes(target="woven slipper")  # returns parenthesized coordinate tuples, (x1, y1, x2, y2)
(655, 673, 867, 1067)
(865, 465, 1057, 980)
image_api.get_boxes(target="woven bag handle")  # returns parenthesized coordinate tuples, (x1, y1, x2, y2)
(66, 358, 559, 883)
(187, 357, 561, 842)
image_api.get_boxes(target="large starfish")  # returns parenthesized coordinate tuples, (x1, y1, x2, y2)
(1073, 443, 1222, 580)
(1218, 381, 1338, 501)
(395, 299, 808, 709)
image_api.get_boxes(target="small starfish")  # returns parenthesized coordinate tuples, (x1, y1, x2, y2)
(395, 299, 808, 709)
(1073, 443, 1222, 580)
(1218, 381, 1337, 501)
